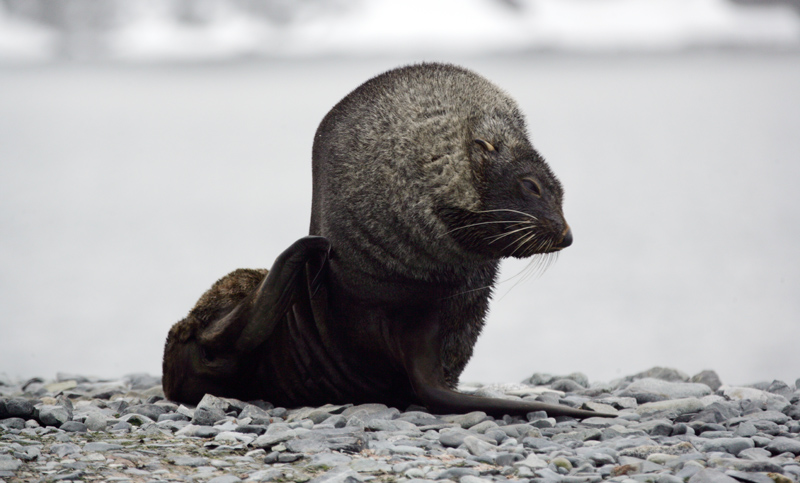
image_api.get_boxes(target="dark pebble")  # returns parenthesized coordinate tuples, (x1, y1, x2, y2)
(278, 453, 304, 463)
(5, 398, 35, 418)
(236, 424, 268, 435)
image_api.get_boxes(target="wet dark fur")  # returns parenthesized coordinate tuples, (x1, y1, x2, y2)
(163, 63, 607, 418)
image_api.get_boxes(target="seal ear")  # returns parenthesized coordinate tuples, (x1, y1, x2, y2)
(474, 139, 495, 152)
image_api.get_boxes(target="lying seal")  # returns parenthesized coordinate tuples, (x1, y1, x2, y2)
(163, 63, 607, 418)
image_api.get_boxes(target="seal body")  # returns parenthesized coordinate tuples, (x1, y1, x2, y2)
(163, 63, 604, 418)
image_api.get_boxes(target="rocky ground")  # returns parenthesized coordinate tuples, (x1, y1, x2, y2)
(1, 368, 799, 483)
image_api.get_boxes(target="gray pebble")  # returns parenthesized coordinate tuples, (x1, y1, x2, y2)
(443, 411, 489, 429)
(172, 456, 208, 466)
(208, 476, 242, 483)
(687, 468, 739, 483)
(623, 378, 711, 400)
(723, 471, 774, 483)
(0, 417, 26, 429)
(37, 404, 72, 426)
(60, 421, 87, 432)
(698, 437, 754, 456)
(0, 456, 23, 472)
(690, 370, 723, 392)
(463, 435, 496, 455)
(84, 412, 108, 431)
(192, 406, 227, 426)
(765, 436, 800, 455)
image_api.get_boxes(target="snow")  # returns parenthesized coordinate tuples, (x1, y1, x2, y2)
(0, 0, 798, 62)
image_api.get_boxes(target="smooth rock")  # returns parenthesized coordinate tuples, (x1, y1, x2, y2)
(192, 406, 227, 426)
(463, 435, 496, 456)
(623, 378, 712, 399)
(208, 476, 242, 483)
(765, 436, 800, 455)
(0, 417, 25, 429)
(698, 437, 754, 456)
(514, 453, 548, 469)
(38, 404, 73, 426)
(688, 469, 739, 483)
(124, 373, 161, 390)
(637, 398, 704, 417)
(84, 412, 108, 431)
(0, 456, 22, 472)
(629, 367, 690, 382)
(5, 398, 35, 418)
(60, 421, 88, 432)
(172, 456, 208, 466)
(691, 371, 723, 391)
(83, 442, 123, 452)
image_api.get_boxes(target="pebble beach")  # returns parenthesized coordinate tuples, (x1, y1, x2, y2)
(1, 367, 799, 483)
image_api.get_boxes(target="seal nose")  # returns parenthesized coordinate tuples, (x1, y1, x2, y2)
(557, 226, 573, 249)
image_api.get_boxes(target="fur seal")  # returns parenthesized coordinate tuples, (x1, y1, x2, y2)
(163, 63, 609, 419)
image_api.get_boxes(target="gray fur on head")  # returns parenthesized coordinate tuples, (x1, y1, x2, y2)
(311, 63, 564, 289)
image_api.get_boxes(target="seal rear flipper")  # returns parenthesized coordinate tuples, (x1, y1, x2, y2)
(402, 320, 614, 419)
(162, 236, 331, 404)
(206, 236, 330, 354)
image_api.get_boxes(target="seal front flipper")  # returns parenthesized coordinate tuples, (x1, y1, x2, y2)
(162, 235, 330, 404)
(402, 319, 615, 419)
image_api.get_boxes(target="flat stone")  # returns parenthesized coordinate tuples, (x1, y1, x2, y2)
(124, 373, 161, 390)
(765, 436, 800, 455)
(514, 453, 548, 469)
(743, 410, 791, 425)
(620, 441, 696, 459)
(60, 421, 88, 432)
(0, 417, 25, 429)
(698, 437, 754, 456)
(307, 466, 361, 483)
(0, 456, 22, 472)
(724, 471, 775, 483)
(636, 398, 704, 417)
(442, 411, 489, 429)
(306, 452, 352, 469)
(208, 476, 242, 483)
(430, 467, 480, 480)
(172, 456, 208, 466)
(624, 378, 712, 399)
(349, 458, 391, 473)
(463, 435, 496, 455)
(44, 380, 78, 394)
(439, 428, 494, 447)
(460, 476, 493, 483)
(688, 469, 739, 483)
(50, 443, 81, 458)
(83, 442, 123, 452)
(366, 418, 419, 432)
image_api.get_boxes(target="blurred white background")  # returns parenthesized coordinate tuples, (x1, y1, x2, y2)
(1, 0, 799, 387)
